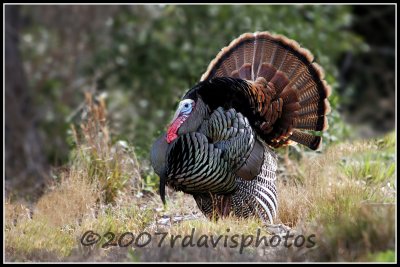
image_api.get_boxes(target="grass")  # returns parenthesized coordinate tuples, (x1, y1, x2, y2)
(276, 132, 396, 261)
(4, 96, 396, 262)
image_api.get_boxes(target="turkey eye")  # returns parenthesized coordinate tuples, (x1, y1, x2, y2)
(184, 104, 189, 108)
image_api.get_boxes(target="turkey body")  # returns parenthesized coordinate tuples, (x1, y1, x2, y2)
(150, 32, 331, 223)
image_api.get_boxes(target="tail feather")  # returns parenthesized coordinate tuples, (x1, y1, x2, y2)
(235, 42, 246, 69)
(280, 52, 304, 79)
(299, 91, 329, 107)
(280, 86, 299, 105)
(243, 40, 254, 65)
(270, 45, 289, 71)
(239, 63, 252, 80)
(258, 38, 276, 69)
(282, 102, 301, 113)
(298, 99, 331, 118)
(258, 63, 277, 82)
(296, 116, 328, 131)
(252, 38, 266, 79)
(270, 71, 290, 94)
(200, 31, 331, 150)
(231, 70, 240, 78)
(289, 130, 322, 150)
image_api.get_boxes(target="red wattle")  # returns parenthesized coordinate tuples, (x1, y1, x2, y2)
(166, 115, 187, 143)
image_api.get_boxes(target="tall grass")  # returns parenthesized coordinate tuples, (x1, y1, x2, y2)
(70, 92, 142, 203)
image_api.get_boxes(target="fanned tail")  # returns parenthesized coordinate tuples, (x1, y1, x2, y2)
(201, 32, 331, 150)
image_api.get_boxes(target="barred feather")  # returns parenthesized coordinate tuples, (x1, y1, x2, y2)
(200, 31, 331, 150)
(193, 140, 278, 223)
(288, 129, 322, 150)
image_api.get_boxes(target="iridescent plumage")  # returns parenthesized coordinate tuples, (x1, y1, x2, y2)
(151, 32, 331, 223)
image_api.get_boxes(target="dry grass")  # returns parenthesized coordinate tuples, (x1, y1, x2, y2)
(4, 95, 396, 262)
(5, 93, 149, 261)
(34, 171, 99, 228)
(276, 133, 396, 261)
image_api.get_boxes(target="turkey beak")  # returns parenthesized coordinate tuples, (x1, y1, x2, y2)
(159, 173, 166, 205)
(170, 108, 181, 126)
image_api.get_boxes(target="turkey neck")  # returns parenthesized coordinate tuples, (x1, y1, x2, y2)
(150, 134, 168, 178)
(177, 97, 210, 135)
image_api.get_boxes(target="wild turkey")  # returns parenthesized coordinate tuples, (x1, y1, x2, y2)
(150, 32, 331, 223)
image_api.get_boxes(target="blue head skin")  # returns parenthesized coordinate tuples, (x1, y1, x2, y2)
(166, 99, 195, 144)
(178, 99, 194, 115)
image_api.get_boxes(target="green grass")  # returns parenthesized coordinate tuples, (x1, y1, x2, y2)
(6, 218, 76, 259)
(368, 250, 396, 262)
